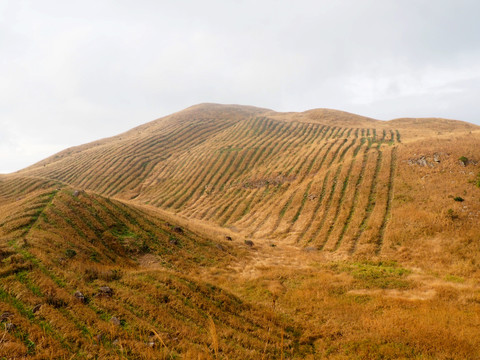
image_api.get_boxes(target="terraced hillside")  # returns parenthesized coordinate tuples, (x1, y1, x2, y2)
(0, 177, 310, 359)
(16, 104, 480, 260)
(3, 104, 480, 359)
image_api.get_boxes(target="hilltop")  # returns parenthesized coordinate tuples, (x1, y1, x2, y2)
(1, 103, 480, 359)
(13, 104, 480, 263)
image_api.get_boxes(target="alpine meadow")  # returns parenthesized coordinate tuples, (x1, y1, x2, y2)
(1, 103, 480, 359)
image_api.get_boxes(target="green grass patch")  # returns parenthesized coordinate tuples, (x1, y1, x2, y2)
(109, 223, 138, 239)
(444, 274, 465, 283)
(334, 261, 411, 289)
(15, 271, 43, 297)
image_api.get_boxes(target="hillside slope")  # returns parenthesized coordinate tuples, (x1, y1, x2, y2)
(0, 177, 307, 359)
(13, 104, 480, 261)
(2, 104, 480, 359)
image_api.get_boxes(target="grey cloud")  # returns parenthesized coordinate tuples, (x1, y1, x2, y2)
(1, 0, 479, 173)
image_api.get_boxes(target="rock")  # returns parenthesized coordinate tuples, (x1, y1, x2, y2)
(418, 157, 428, 167)
(408, 156, 431, 167)
(173, 226, 183, 234)
(216, 244, 226, 251)
(110, 316, 121, 326)
(433, 153, 441, 163)
(244, 240, 254, 247)
(96, 333, 104, 343)
(32, 304, 42, 313)
(169, 238, 179, 246)
(5, 323, 16, 331)
(98, 286, 114, 297)
(73, 190, 80, 197)
(225, 236, 233, 241)
(74, 291, 86, 303)
(0, 312, 14, 322)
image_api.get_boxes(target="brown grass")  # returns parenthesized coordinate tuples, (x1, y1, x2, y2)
(1, 104, 480, 358)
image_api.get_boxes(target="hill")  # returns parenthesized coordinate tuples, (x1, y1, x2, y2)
(0, 177, 307, 359)
(2, 103, 480, 359)
(14, 104, 480, 263)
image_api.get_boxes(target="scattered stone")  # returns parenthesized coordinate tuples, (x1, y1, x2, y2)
(5, 323, 16, 331)
(407, 156, 431, 167)
(110, 316, 121, 326)
(308, 194, 318, 201)
(433, 153, 441, 163)
(169, 238, 179, 246)
(32, 304, 42, 313)
(173, 226, 183, 234)
(244, 240, 254, 247)
(96, 333, 104, 343)
(0, 312, 14, 322)
(216, 244, 226, 251)
(74, 291, 86, 303)
(73, 190, 80, 197)
(418, 157, 428, 167)
(98, 286, 114, 297)
(225, 236, 233, 241)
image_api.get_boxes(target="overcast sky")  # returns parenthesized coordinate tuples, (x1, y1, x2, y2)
(1, 0, 480, 173)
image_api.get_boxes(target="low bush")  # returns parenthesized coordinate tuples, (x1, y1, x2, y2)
(65, 249, 77, 258)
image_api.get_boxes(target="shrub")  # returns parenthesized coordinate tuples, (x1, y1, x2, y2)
(458, 156, 468, 165)
(140, 240, 150, 253)
(90, 252, 100, 262)
(65, 249, 77, 259)
(447, 209, 458, 220)
(453, 197, 464, 202)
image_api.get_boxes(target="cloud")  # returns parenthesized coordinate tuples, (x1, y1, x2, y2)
(1, 0, 479, 172)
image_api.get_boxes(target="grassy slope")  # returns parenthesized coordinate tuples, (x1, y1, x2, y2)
(0, 178, 307, 359)
(2, 104, 480, 359)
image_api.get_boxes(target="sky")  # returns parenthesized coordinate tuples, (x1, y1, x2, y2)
(1, 0, 480, 173)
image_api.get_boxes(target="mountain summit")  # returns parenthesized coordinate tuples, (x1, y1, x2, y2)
(1, 104, 480, 358)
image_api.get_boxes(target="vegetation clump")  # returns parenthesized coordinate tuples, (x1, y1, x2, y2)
(65, 249, 76, 258)
(459, 156, 468, 165)
(446, 208, 459, 220)
(454, 196, 465, 202)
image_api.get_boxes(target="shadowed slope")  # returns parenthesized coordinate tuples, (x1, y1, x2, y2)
(0, 178, 307, 359)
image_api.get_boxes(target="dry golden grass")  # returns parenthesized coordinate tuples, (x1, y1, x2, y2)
(1, 104, 480, 358)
